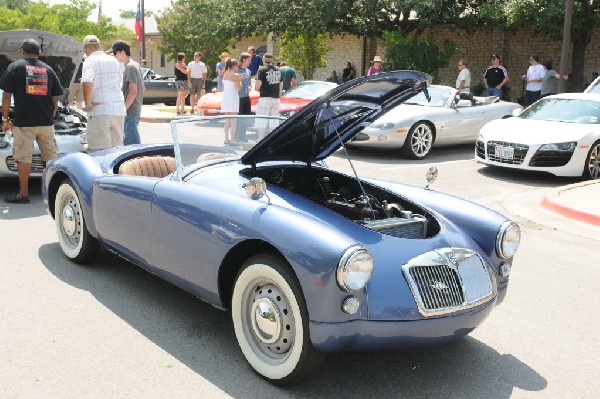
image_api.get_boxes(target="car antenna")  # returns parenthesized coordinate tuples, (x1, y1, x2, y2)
(326, 103, 377, 220)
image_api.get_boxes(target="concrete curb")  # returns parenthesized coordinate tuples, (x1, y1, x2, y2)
(540, 180, 600, 227)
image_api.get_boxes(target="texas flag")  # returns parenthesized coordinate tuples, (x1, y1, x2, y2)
(135, 0, 142, 42)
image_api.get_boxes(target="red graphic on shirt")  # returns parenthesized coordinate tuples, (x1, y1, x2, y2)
(25, 65, 48, 96)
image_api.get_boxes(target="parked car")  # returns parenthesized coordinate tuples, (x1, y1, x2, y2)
(347, 85, 522, 159)
(140, 67, 179, 105)
(42, 71, 520, 385)
(0, 30, 88, 177)
(476, 92, 600, 179)
(197, 80, 337, 116)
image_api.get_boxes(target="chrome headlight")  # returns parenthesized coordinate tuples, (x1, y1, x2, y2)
(336, 246, 374, 292)
(496, 221, 520, 259)
(538, 142, 576, 152)
(370, 122, 395, 130)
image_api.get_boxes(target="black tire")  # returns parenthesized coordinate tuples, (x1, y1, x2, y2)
(583, 140, 600, 180)
(231, 254, 326, 386)
(401, 122, 434, 159)
(54, 180, 100, 264)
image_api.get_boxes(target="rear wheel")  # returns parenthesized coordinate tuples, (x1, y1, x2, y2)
(401, 122, 434, 159)
(54, 180, 100, 264)
(231, 254, 325, 385)
(583, 140, 600, 180)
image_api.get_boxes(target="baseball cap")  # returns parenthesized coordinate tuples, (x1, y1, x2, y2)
(490, 53, 500, 59)
(263, 53, 274, 63)
(19, 38, 40, 54)
(83, 35, 101, 46)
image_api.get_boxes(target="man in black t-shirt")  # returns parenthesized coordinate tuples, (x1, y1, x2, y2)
(254, 53, 282, 138)
(0, 38, 63, 204)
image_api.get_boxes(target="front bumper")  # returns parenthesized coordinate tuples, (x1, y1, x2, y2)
(347, 128, 408, 149)
(310, 298, 495, 352)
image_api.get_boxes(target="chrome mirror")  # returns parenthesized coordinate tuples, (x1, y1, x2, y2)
(425, 166, 438, 190)
(243, 177, 270, 204)
(512, 108, 523, 117)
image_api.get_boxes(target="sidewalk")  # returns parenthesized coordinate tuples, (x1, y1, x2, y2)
(541, 180, 600, 227)
(140, 104, 200, 123)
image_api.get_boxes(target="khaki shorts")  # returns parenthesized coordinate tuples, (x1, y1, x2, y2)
(255, 97, 281, 128)
(87, 115, 125, 151)
(12, 125, 58, 164)
(189, 78, 204, 96)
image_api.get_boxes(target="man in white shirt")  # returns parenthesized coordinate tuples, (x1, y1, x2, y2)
(81, 35, 126, 152)
(521, 55, 545, 106)
(456, 59, 471, 93)
(187, 52, 208, 114)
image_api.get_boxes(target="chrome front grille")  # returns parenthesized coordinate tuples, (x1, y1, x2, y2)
(486, 140, 529, 165)
(402, 248, 495, 316)
(363, 217, 427, 239)
(6, 155, 46, 173)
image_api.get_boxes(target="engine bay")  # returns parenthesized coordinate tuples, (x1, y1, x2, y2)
(246, 166, 440, 238)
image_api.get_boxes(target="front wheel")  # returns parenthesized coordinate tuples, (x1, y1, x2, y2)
(583, 140, 600, 179)
(231, 254, 325, 386)
(401, 122, 434, 159)
(54, 180, 100, 264)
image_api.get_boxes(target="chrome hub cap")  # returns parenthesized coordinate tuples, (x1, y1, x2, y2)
(248, 283, 294, 355)
(61, 198, 81, 246)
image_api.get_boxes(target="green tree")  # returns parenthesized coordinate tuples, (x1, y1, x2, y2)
(119, 9, 153, 19)
(382, 32, 457, 83)
(499, 0, 600, 91)
(0, 0, 30, 11)
(279, 33, 328, 80)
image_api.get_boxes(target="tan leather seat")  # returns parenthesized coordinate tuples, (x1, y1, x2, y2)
(118, 156, 176, 178)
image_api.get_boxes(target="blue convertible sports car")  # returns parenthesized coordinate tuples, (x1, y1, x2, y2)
(42, 71, 520, 385)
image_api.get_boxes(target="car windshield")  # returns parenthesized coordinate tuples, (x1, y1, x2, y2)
(404, 86, 451, 107)
(519, 97, 600, 124)
(283, 82, 336, 99)
(585, 78, 600, 94)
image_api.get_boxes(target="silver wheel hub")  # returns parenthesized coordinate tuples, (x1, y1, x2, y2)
(412, 125, 432, 156)
(62, 204, 77, 236)
(60, 198, 80, 244)
(589, 145, 600, 179)
(248, 283, 294, 354)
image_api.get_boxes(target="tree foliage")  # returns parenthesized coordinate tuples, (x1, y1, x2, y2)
(279, 34, 328, 80)
(382, 32, 457, 82)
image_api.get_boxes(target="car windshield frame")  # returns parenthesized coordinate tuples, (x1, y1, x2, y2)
(403, 86, 452, 107)
(283, 81, 337, 99)
(519, 97, 600, 124)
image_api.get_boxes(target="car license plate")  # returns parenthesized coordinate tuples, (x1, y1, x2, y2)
(495, 146, 514, 159)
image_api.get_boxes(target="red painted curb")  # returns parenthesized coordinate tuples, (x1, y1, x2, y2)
(541, 197, 600, 227)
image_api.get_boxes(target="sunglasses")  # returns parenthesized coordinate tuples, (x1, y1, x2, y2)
(490, 57, 497, 60)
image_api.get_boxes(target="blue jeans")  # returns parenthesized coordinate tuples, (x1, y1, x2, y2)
(486, 87, 502, 97)
(124, 114, 141, 145)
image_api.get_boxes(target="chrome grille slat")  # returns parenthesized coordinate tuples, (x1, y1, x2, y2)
(402, 248, 495, 317)
(7, 155, 45, 172)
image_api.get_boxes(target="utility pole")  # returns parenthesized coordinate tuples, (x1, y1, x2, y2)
(558, 0, 573, 93)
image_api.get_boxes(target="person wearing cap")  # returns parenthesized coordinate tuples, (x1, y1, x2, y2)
(368, 56, 384, 75)
(0, 38, 63, 204)
(254, 52, 282, 139)
(483, 53, 509, 97)
(111, 40, 144, 145)
(456, 59, 471, 93)
(247, 46, 263, 78)
(81, 35, 126, 152)
(187, 52, 207, 114)
(216, 52, 229, 92)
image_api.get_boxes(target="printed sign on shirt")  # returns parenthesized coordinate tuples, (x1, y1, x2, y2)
(25, 65, 48, 96)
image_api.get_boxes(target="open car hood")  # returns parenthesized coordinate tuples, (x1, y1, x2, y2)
(0, 30, 83, 89)
(242, 70, 431, 166)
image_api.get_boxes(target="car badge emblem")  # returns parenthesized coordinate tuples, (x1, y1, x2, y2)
(430, 281, 449, 290)
(446, 252, 459, 268)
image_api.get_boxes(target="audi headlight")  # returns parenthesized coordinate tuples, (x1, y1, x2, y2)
(538, 142, 576, 152)
(496, 221, 520, 259)
(336, 246, 374, 292)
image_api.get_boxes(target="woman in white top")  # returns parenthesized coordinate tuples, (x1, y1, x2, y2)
(221, 58, 242, 144)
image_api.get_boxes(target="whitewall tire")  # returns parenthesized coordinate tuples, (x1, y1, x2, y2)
(231, 254, 325, 385)
(54, 180, 100, 264)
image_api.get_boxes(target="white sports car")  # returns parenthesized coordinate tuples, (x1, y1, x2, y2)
(347, 85, 522, 159)
(475, 93, 600, 179)
(0, 30, 87, 178)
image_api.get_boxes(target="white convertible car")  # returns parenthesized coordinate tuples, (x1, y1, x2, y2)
(475, 93, 600, 179)
(0, 30, 87, 178)
(347, 85, 522, 159)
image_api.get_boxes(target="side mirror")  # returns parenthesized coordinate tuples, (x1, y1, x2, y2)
(243, 177, 270, 204)
(512, 108, 523, 117)
(425, 166, 438, 190)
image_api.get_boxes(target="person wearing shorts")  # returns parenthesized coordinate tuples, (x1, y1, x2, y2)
(187, 52, 207, 114)
(81, 35, 126, 152)
(0, 38, 62, 204)
(254, 53, 282, 139)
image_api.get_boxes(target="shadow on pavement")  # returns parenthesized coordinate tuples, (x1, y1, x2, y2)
(477, 164, 584, 188)
(39, 243, 547, 397)
(338, 144, 476, 165)
(0, 178, 47, 220)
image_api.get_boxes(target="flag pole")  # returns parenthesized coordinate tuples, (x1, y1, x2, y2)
(141, 0, 146, 64)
